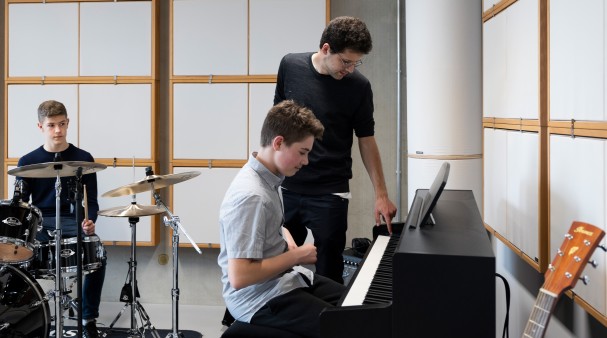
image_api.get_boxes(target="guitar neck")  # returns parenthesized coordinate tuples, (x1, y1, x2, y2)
(522, 289, 558, 338)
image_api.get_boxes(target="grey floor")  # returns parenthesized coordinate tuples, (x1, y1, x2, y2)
(56, 301, 226, 338)
(95, 302, 225, 338)
(35, 277, 226, 338)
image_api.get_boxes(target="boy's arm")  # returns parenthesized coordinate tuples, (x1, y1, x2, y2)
(228, 244, 316, 290)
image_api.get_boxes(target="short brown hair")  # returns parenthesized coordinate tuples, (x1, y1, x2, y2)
(320, 16, 372, 54)
(260, 100, 324, 147)
(38, 100, 68, 123)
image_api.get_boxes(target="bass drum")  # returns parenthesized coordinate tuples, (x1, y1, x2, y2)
(0, 264, 50, 338)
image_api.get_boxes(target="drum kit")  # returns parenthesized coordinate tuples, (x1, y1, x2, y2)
(0, 160, 201, 338)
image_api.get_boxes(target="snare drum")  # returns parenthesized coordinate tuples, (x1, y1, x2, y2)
(32, 235, 105, 277)
(0, 200, 42, 264)
(0, 264, 50, 338)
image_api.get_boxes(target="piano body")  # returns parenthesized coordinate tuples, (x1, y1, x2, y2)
(320, 190, 495, 338)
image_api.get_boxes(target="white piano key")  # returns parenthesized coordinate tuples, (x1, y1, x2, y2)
(341, 235, 390, 306)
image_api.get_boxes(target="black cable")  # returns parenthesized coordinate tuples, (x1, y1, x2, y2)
(495, 273, 510, 338)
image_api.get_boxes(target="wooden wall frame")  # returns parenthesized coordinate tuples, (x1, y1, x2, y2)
(482, 0, 607, 326)
(3, 0, 160, 246)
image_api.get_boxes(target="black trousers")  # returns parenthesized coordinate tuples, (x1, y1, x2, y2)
(282, 190, 349, 283)
(250, 274, 345, 338)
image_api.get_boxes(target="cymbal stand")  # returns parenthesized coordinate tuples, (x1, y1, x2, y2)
(73, 166, 84, 336)
(52, 162, 65, 337)
(151, 188, 201, 338)
(52, 164, 85, 337)
(104, 215, 160, 338)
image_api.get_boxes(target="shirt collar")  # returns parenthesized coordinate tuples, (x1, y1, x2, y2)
(248, 153, 284, 190)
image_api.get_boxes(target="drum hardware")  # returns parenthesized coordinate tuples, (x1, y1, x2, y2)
(8, 159, 107, 338)
(98, 203, 164, 338)
(101, 167, 201, 338)
(43, 274, 81, 322)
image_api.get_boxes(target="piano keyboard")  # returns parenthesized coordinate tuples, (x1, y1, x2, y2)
(341, 234, 400, 306)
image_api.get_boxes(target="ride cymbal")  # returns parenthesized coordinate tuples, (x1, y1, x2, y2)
(8, 161, 107, 178)
(102, 171, 200, 197)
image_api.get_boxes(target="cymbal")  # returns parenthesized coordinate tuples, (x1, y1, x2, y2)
(98, 203, 165, 217)
(8, 161, 107, 178)
(102, 171, 201, 198)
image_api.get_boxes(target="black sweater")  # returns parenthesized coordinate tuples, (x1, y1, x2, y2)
(274, 52, 375, 194)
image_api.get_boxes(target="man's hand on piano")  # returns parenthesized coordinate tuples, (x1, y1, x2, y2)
(375, 195, 397, 234)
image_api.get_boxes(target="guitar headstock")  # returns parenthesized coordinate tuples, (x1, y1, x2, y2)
(544, 221, 605, 295)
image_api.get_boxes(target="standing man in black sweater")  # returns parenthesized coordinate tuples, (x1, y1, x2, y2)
(274, 17, 397, 283)
(17, 100, 105, 338)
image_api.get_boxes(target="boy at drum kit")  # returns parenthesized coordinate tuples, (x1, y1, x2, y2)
(218, 100, 346, 338)
(15, 100, 106, 338)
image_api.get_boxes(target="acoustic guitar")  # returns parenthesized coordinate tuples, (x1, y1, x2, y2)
(522, 221, 605, 338)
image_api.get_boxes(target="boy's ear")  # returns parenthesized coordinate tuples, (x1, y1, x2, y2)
(272, 135, 285, 150)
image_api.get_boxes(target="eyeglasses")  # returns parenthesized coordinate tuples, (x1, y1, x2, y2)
(337, 53, 363, 68)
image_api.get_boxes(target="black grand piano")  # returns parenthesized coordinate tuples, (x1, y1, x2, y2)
(320, 189, 495, 338)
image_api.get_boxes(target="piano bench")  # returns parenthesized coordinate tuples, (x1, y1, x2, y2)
(221, 321, 302, 338)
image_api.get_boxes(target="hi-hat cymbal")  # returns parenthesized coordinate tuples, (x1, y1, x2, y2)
(8, 161, 107, 178)
(102, 171, 201, 198)
(98, 203, 165, 217)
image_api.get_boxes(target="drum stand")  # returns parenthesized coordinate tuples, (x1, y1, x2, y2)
(45, 274, 80, 319)
(52, 164, 85, 338)
(104, 216, 160, 338)
(151, 190, 201, 338)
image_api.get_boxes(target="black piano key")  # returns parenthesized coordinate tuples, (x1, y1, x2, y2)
(361, 233, 401, 305)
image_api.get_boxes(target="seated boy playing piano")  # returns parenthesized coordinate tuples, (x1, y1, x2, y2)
(217, 100, 345, 338)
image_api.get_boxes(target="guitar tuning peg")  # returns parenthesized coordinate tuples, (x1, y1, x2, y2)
(579, 275, 590, 285)
(588, 260, 599, 268)
(598, 244, 607, 252)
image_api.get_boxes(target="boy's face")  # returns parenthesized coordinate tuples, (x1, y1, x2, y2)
(275, 135, 315, 177)
(38, 115, 69, 149)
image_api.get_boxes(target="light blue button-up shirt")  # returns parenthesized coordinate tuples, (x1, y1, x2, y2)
(218, 154, 311, 323)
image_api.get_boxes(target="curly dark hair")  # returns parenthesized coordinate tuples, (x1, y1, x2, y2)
(319, 16, 372, 54)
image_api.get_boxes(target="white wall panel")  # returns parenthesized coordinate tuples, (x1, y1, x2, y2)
(483, 128, 508, 235)
(7, 85, 79, 159)
(79, 84, 152, 159)
(249, 0, 326, 74)
(504, 0, 538, 119)
(550, 135, 606, 314)
(173, 0, 247, 75)
(172, 167, 240, 244)
(80, 2, 152, 76)
(8, 3, 78, 77)
(173, 83, 248, 159)
(483, 13, 507, 118)
(550, 0, 604, 121)
(248, 84, 276, 154)
(483, 0, 538, 119)
(507, 131, 538, 260)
